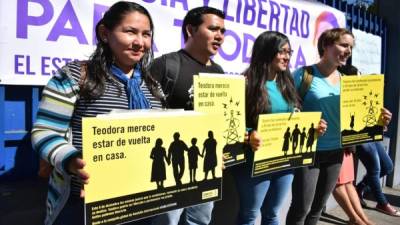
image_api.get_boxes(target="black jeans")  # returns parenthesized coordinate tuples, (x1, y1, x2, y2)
(286, 149, 343, 225)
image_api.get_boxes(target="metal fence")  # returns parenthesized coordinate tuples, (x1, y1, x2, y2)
(318, 0, 386, 73)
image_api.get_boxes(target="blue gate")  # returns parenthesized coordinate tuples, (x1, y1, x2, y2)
(318, 0, 387, 73)
(0, 85, 41, 180)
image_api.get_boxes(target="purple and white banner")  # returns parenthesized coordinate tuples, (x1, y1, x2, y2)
(1, 0, 345, 85)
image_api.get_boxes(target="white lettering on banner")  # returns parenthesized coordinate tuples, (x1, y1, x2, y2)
(0, 0, 345, 85)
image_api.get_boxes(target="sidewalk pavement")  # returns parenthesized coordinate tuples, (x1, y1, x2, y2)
(1, 177, 399, 225)
(319, 185, 400, 225)
(0, 178, 47, 225)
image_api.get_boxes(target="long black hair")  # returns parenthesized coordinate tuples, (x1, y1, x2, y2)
(81, 1, 157, 99)
(245, 31, 299, 128)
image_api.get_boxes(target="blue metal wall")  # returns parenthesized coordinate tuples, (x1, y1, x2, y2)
(0, 0, 387, 181)
(0, 85, 41, 180)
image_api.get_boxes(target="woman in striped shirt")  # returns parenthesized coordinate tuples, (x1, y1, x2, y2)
(31, 2, 165, 225)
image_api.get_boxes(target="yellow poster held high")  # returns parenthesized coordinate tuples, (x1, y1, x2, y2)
(193, 74, 246, 167)
(340, 75, 384, 147)
(252, 112, 321, 177)
(82, 110, 224, 225)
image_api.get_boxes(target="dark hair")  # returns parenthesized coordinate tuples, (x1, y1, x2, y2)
(173, 132, 180, 139)
(182, 6, 225, 42)
(317, 28, 354, 57)
(245, 31, 299, 128)
(155, 138, 163, 147)
(81, 1, 156, 99)
(338, 64, 359, 75)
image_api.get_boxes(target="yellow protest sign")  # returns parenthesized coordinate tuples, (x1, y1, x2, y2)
(340, 75, 384, 147)
(193, 74, 246, 167)
(253, 112, 321, 177)
(82, 111, 224, 225)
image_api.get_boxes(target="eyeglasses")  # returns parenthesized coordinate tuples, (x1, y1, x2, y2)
(278, 49, 294, 56)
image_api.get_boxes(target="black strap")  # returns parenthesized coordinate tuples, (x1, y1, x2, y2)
(161, 52, 181, 103)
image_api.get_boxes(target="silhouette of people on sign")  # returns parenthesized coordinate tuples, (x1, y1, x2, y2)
(291, 124, 301, 155)
(188, 138, 202, 183)
(150, 138, 169, 190)
(282, 127, 291, 157)
(168, 132, 189, 186)
(350, 112, 355, 130)
(202, 131, 217, 180)
(299, 127, 307, 154)
(306, 123, 316, 152)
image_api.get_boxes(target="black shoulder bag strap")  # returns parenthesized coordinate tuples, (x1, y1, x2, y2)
(299, 65, 314, 101)
(162, 52, 181, 103)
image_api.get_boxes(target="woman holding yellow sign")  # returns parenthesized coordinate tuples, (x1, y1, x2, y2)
(233, 31, 307, 225)
(31, 2, 164, 225)
(286, 28, 354, 225)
